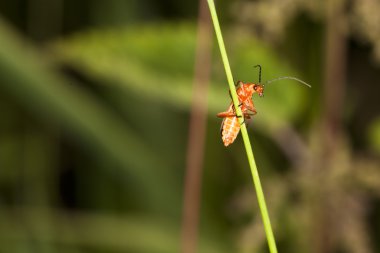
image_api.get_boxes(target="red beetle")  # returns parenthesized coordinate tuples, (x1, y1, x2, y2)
(217, 65, 310, 146)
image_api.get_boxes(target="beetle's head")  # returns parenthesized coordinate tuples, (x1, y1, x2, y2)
(253, 84, 264, 97)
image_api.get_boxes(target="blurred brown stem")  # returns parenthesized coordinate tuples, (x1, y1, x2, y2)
(314, 1, 348, 253)
(322, 1, 347, 154)
(180, 1, 212, 253)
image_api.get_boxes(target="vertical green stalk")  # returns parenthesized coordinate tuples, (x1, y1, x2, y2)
(207, 1, 278, 253)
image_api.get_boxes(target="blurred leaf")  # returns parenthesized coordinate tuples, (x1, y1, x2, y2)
(0, 207, 228, 253)
(368, 117, 380, 154)
(0, 19, 178, 211)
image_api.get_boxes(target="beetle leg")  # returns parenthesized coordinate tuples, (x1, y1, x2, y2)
(246, 108, 257, 115)
(217, 111, 237, 118)
(235, 80, 244, 87)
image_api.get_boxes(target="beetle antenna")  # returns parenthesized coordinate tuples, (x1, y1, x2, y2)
(263, 76, 311, 88)
(254, 65, 262, 83)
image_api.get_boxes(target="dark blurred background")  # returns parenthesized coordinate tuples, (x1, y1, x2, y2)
(0, 0, 380, 253)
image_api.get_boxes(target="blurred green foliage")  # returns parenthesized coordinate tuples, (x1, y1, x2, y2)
(368, 117, 380, 153)
(0, 0, 379, 252)
(0, 17, 314, 252)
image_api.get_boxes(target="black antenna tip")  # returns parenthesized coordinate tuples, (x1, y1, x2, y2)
(253, 65, 262, 83)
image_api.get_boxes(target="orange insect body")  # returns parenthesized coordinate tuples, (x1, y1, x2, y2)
(219, 104, 241, 146)
(217, 81, 264, 146)
(217, 65, 310, 147)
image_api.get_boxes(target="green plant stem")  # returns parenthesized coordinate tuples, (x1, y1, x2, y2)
(206, 1, 278, 253)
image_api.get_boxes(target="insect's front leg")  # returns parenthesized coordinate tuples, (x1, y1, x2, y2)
(229, 80, 244, 99)
(235, 80, 244, 88)
(245, 107, 257, 115)
(243, 99, 257, 115)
